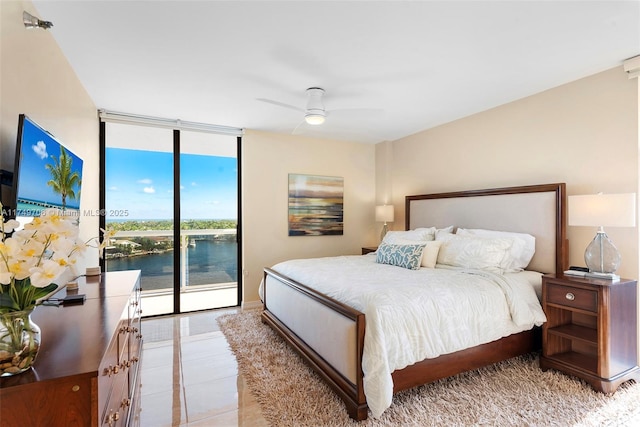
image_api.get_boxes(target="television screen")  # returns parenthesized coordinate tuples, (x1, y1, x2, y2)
(12, 115, 83, 225)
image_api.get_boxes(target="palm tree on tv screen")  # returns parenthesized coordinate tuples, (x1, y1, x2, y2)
(46, 146, 80, 210)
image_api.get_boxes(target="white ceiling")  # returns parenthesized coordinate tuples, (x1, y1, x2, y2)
(32, 1, 639, 144)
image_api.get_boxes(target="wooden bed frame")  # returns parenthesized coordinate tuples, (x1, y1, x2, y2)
(262, 183, 568, 421)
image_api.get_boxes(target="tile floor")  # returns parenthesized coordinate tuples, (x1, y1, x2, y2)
(138, 308, 269, 427)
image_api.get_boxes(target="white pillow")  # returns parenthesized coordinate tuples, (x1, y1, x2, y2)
(436, 233, 512, 272)
(383, 227, 436, 244)
(392, 238, 442, 268)
(456, 228, 535, 272)
(421, 240, 443, 268)
(435, 225, 454, 240)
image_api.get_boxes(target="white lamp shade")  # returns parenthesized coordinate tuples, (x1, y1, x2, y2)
(569, 193, 636, 227)
(375, 205, 394, 223)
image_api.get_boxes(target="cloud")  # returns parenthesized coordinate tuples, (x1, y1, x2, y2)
(143, 187, 155, 194)
(137, 178, 153, 185)
(191, 182, 197, 186)
(108, 186, 118, 191)
(32, 141, 48, 159)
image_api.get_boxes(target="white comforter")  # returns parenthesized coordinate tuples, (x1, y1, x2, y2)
(268, 254, 546, 418)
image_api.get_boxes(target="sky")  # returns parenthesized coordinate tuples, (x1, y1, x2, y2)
(15, 116, 83, 210)
(106, 148, 237, 221)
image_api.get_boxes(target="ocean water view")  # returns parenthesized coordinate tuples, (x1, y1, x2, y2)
(107, 239, 237, 292)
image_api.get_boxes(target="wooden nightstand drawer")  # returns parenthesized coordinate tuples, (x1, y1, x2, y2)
(546, 284, 597, 312)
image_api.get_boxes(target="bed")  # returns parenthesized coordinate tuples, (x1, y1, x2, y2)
(261, 183, 568, 420)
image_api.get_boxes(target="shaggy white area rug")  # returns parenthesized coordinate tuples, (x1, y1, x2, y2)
(217, 310, 640, 427)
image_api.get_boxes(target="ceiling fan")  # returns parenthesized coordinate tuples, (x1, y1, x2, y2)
(257, 87, 385, 135)
(258, 87, 328, 127)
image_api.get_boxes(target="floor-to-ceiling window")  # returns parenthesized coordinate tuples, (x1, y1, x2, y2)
(99, 113, 242, 316)
(178, 130, 239, 312)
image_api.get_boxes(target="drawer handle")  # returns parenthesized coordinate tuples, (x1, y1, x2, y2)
(565, 292, 575, 301)
(107, 411, 120, 425)
(103, 364, 120, 377)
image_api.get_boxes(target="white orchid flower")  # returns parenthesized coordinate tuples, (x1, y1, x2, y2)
(1, 205, 99, 311)
(29, 259, 65, 288)
(0, 271, 11, 285)
(1, 219, 21, 234)
(9, 258, 32, 281)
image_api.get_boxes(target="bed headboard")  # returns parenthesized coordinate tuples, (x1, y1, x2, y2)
(406, 183, 567, 274)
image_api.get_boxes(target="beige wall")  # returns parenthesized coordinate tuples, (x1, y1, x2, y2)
(1, 0, 100, 269)
(242, 130, 376, 303)
(385, 66, 639, 280)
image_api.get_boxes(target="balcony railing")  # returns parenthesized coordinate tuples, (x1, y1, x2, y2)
(106, 229, 237, 315)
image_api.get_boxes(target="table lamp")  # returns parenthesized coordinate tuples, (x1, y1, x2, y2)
(375, 205, 394, 242)
(568, 193, 636, 279)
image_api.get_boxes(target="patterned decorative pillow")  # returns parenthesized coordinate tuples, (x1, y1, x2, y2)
(385, 238, 443, 268)
(375, 242, 427, 270)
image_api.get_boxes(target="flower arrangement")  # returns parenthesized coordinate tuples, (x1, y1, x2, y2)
(0, 203, 110, 313)
(0, 203, 114, 375)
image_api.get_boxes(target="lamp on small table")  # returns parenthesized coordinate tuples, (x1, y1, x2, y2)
(568, 193, 636, 280)
(375, 205, 394, 242)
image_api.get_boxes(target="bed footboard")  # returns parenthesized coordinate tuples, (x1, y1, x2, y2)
(262, 268, 368, 420)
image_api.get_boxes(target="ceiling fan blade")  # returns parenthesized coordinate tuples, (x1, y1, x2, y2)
(291, 119, 308, 135)
(256, 98, 304, 113)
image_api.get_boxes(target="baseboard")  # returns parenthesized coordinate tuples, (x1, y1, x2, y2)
(241, 300, 263, 311)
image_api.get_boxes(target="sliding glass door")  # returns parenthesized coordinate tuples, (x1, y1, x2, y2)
(101, 120, 240, 316)
(178, 130, 238, 312)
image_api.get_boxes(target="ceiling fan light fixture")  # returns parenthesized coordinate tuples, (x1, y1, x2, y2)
(304, 87, 326, 125)
(305, 111, 326, 125)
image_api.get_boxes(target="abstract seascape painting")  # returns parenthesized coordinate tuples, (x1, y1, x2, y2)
(288, 174, 344, 236)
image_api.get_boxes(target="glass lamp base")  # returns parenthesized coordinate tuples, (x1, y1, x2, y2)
(584, 231, 621, 274)
(380, 223, 388, 242)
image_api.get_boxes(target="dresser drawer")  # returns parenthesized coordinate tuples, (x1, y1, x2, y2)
(98, 332, 121, 421)
(102, 373, 129, 427)
(546, 283, 597, 312)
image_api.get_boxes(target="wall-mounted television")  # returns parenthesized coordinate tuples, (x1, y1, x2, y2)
(12, 114, 83, 225)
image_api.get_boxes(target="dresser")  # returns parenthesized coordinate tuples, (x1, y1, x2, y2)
(540, 274, 640, 393)
(0, 270, 143, 427)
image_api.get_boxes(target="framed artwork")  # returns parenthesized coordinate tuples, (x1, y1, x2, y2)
(288, 174, 344, 236)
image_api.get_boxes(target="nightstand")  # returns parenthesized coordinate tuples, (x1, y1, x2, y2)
(362, 246, 378, 255)
(540, 274, 640, 393)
